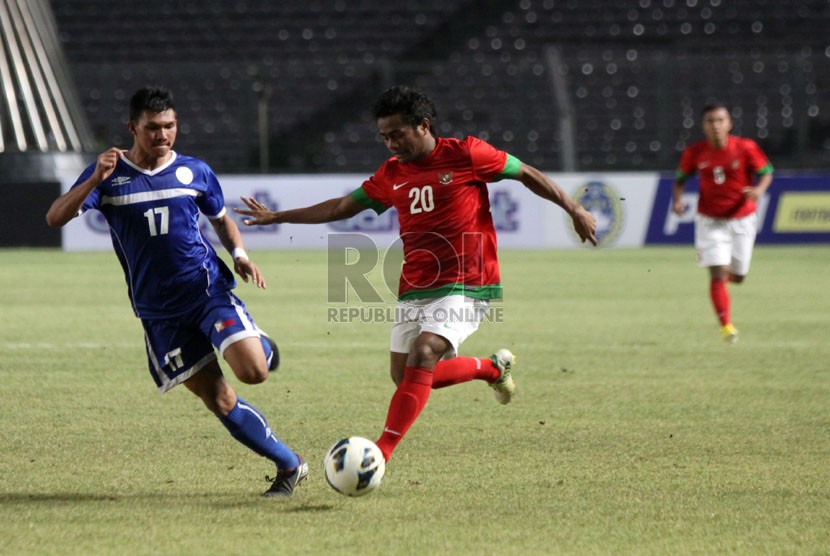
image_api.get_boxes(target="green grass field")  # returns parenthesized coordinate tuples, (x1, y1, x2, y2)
(1, 246, 828, 556)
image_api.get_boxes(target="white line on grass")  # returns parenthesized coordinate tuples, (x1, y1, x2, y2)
(2, 342, 135, 350)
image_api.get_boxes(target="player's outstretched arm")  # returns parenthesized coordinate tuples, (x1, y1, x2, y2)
(235, 194, 364, 225)
(45, 148, 124, 228)
(515, 163, 598, 245)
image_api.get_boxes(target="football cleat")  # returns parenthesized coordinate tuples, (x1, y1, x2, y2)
(721, 323, 739, 344)
(489, 348, 516, 405)
(262, 456, 308, 497)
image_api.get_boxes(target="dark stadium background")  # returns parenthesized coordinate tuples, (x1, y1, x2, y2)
(1, 0, 828, 245)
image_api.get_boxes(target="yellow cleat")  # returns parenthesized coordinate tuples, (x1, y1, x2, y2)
(721, 323, 739, 344)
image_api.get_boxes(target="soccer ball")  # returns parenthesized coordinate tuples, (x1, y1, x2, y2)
(323, 436, 385, 497)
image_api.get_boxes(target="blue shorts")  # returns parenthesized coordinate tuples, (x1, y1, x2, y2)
(142, 290, 270, 393)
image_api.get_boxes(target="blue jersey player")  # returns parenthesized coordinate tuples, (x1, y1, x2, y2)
(46, 87, 307, 497)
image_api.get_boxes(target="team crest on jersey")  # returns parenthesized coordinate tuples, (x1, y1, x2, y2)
(438, 172, 453, 185)
(176, 166, 194, 185)
(111, 176, 131, 187)
(571, 180, 624, 247)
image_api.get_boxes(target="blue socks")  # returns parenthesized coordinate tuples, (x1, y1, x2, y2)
(220, 398, 299, 470)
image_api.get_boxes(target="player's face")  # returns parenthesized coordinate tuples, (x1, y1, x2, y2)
(701, 107, 732, 148)
(129, 109, 177, 159)
(377, 114, 434, 163)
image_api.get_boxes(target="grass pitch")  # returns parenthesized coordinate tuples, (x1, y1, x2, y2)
(1, 246, 828, 555)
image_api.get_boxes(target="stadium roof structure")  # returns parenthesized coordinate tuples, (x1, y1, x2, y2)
(0, 0, 93, 156)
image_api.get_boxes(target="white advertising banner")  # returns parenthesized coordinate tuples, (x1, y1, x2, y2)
(61, 172, 660, 251)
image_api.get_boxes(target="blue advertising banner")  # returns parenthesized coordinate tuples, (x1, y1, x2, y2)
(646, 174, 830, 245)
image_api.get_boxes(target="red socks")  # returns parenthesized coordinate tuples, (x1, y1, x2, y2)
(375, 358, 503, 460)
(710, 278, 730, 325)
(375, 366, 433, 461)
(431, 356, 500, 389)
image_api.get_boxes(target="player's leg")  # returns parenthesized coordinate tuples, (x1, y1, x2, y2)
(727, 213, 757, 286)
(183, 364, 306, 496)
(389, 351, 408, 386)
(717, 213, 757, 340)
(389, 296, 513, 394)
(424, 297, 515, 401)
(183, 365, 299, 467)
(431, 355, 500, 388)
(223, 337, 269, 384)
(696, 215, 736, 341)
(376, 331, 448, 461)
(708, 264, 733, 324)
(198, 293, 305, 494)
(143, 316, 305, 495)
(389, 341, 500, 390)
(203, 291, 278, 383)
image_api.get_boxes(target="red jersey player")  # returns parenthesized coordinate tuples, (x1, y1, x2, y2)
(672, 103, 774, 343)
(236, 86, 596, 467)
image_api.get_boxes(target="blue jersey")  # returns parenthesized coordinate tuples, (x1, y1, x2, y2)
(74, 152, 236, 319)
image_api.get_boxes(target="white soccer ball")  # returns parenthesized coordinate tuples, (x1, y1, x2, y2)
(323, 436, 385, 497)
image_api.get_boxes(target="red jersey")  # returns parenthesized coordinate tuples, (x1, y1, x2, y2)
(676, 135, 773, 218)
(351, 136, 517, 301)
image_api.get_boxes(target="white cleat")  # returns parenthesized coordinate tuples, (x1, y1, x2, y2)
(489, 349, 516, 405)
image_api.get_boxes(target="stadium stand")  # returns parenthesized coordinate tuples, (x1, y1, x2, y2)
(44, 0, 830, 172)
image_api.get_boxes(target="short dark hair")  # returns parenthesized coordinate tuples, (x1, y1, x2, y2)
(373, 85, 437, 137)
(701, 102, 730, 117)
(129, 87, 175, 122)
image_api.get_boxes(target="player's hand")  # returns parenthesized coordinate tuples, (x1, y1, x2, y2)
(672, 200, 688, 216)
(235, 196, 278, 226)
(234, 256, 267, 289)
(572, 206, 598, 246)
(742, 186, 761, 201)
(92, 148, 124, 183)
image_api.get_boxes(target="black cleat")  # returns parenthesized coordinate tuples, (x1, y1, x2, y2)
(263, 334, 280, 371)
(262, 456, 308, 497)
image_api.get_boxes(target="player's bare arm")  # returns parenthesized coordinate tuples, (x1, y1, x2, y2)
(743, 172, 773, 202)
(235, 194, 364, 225)
(516, 163, 598, 245)
(210, 213, 266, 289)
(45, 148, 124, 228)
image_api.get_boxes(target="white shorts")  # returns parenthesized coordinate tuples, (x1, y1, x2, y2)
(389, 295, 489, 358)
(695, 213, 758, 276)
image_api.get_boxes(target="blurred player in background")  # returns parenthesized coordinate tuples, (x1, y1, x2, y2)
(46, 87, 307, 497)
(672, 102, 774, 343)
(236, 85, 597, 465)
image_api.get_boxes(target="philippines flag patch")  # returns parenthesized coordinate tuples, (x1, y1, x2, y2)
(214, 319, 236, 333)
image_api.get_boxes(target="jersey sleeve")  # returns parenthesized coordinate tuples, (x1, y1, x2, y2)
(496, 154, 522, 179)
(466, 136, 510, 182)
(744, 139, 774, 175)
(195, 163, 226, 219)
(675, 145, 698, 182)
(351, 172, 392, 215)
(74, 164, 100, 213)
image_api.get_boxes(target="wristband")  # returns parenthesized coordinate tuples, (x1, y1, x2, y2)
(231, 247, 248, 261)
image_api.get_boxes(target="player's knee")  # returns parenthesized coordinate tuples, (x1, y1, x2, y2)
(730, 273, 745, 284)
(235, 363, 269, 385)
(408, 342, 441, 368)
(191, 382, 236, 417)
